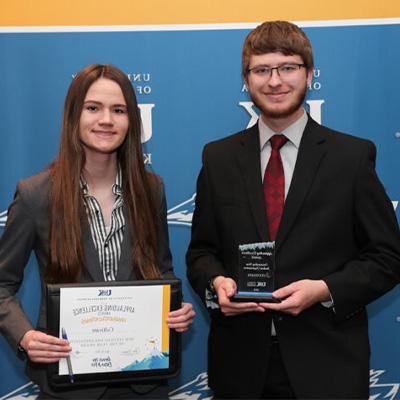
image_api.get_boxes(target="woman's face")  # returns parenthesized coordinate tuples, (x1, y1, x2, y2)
(79, 78, 129, 158)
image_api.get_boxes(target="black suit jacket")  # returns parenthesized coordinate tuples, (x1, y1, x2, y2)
(0, 170, 174, 398)
(187, 117, 400, 399)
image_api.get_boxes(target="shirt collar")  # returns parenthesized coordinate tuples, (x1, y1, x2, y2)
(258, 110, 308, 151)
(80, 167, 123, 196)
(113, 168, 123, 196)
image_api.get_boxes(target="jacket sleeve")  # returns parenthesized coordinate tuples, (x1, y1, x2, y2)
(0, 182, 36, 353)
(324, 141, 400, 320)
(186, 146, 228, 302)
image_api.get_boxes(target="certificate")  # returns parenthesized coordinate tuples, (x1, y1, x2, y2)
(46, 280, 181, 387)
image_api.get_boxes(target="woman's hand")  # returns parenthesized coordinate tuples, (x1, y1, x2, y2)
(167, 302, 196, 332)
(19, 329, 71, 363)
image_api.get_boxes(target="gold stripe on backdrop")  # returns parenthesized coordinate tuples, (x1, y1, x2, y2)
(1, 0, 399, 26)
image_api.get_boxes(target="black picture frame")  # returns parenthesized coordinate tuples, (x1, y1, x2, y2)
(46, 279, 182, 388)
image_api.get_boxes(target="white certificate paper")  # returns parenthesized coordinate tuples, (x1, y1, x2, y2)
(58, 285, 171, 375)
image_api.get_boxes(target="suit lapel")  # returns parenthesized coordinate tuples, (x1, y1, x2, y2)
(276, 118, 327, 250)
(237, 124, 269, 242)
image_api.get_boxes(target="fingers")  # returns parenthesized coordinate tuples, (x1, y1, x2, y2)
(221, 301, 265, 316)
(168, 302, 193, 317)
(21, 329, 69, 349)
(213, 276, 264, 316)
(261, 281, 305, 315)
(28, 350, 71, 363)
(214, 277, 236, 302)
(271, 282, 297, 299)
(168, 302, 196, 332)
(260, 296, 302, 315)
(260, 279, 331, 316)
(211, 276, 264, 316)
(212, 276, 236, 299)
(20, 330, 71, 363)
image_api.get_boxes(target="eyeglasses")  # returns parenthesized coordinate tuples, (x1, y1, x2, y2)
(247, 63, 306, 78)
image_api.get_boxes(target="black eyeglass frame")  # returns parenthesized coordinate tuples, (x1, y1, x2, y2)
(246, 63, 306, 76)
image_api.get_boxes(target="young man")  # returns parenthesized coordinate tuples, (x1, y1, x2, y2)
(186, 21, 400, 399)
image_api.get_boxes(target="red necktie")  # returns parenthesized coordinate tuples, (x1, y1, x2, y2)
(263, 135, 288, 241)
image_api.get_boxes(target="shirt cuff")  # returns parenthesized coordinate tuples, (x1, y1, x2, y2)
(205, 287, 219, 309)
(321, 291, 335, 311)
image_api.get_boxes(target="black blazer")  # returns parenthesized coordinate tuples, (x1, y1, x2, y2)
(0, 170, 175, 398)
(187, 117, 400, 399)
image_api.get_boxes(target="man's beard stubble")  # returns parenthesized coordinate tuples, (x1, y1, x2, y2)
(251, 82, 308, 120)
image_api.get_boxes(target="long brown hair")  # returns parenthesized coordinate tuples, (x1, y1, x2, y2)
(47, 64, 161, 283)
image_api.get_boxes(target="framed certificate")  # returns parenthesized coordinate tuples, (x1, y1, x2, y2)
(46, 279, 182, 388)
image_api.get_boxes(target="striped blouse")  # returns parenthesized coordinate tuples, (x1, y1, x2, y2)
(80, 169, 125, 281)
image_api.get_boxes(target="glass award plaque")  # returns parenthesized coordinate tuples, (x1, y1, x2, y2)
(233, 241, 279, 302)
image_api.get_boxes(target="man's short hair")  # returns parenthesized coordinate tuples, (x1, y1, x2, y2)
(242, 20, 314, 79)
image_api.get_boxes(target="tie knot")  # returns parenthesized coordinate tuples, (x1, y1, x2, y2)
(270, 135, 288, 150)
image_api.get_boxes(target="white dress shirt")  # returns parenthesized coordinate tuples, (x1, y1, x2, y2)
(259, 111, 308, 196)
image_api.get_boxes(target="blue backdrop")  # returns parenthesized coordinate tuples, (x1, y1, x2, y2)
(0, 22, 399, 399)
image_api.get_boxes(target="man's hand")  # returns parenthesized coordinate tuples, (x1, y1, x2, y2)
(20, 329, 71, 363)
(260, 279, 331, 316)
(212, 276, 265, 316)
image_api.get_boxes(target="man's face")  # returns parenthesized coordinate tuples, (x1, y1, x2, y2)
(245, 52, 313, 122)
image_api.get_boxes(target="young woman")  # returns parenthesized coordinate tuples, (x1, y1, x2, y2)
(0, 64, 195, 399)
